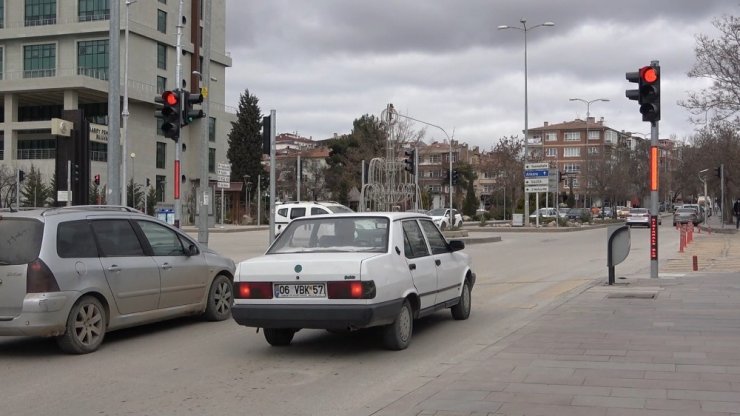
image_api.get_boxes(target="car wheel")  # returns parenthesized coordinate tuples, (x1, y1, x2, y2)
(56, 296, 107, 354)
(264, 328, 295, 346)
(382, 300, 413, 350)
(204, 274, 233, 321)
(439, 222, 447, 231)
(450, 280, 471, 320)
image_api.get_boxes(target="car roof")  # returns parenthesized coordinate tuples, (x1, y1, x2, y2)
(290, 212, 430, 221)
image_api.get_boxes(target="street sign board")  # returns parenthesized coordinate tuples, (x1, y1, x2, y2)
(216, 182, 230, 189)
(525, 162, 549, 170)
(217, 162, 231, 189)
(216, 169, 230, 176)
(525, 185, 549, 193)
(524, 169, 549, 177)
(525, 178, 549, 185)
(217, 175, 229, 183)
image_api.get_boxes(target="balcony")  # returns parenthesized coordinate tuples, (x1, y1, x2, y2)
(17, 148, 56, 160)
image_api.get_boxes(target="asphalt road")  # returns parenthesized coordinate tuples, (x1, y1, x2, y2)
(0, 223, 679, 416)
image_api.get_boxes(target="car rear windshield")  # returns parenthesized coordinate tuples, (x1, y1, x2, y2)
(325, 205, 354, 214)
(269, 216, 389, 254)
(630, 209, 648, 214)
(0, 217, 44, 265)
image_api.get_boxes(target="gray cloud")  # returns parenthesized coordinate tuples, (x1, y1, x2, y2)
(224, 0, 738, 149)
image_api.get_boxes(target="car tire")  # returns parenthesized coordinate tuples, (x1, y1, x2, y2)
(56, 296, 107, 354)
(264, 328, 295, 346)
(450, 280, 471, 320)
(382, 300, 413, 350)
(204, 274, 233, 321)
(440, 222, 447, 231)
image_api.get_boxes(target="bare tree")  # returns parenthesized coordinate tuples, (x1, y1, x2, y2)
(680, 15, 740, 125)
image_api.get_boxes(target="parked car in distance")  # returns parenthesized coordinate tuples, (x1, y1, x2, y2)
(673, 207, 699, 226)
(274, 201, 353, 235)
(681, 204, 705, 224)
(566, 208, 592, 222)
(616, 206, 630, 218)
(428, 208, 463, 230)
(529, 207, 566, 219)
(601, 206, 614, 218)
(231, 213, 475, 350)
(0, 206, 236, 354)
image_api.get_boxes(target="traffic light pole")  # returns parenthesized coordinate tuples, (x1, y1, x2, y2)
(174, 0, 184, 228)
(650, 119, 659, 279)
(198, 0, 212, 244)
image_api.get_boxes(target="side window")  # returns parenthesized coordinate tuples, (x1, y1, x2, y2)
(419, 220, 449, 255)
(57, 220, 98, 258)
(311, 207, 329, 215)
(90, 220, 145, 257)
(136, 220, 186, 256)
(290, 207, 306, 219)
(277, 208, 288, 218)
(402, 220, 430, 259)
(178, 234, 198, 255)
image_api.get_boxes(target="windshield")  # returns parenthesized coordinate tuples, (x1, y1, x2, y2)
(325, 204, 354, 214)
(630, 209, 647, 214)
(428, 208, 447, 216)
(0, 217, 44, 265)
(268, 216, 389, 254)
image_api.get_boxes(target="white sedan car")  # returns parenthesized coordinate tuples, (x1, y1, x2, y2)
(231, 212, 475, 350)
(428, 208, 463, 230)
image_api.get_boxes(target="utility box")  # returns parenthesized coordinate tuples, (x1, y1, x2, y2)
(512, 213, 524, 227)
(607, 224, 631, 285)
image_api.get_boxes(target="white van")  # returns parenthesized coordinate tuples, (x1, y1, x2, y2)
(274, 201, 353, 235)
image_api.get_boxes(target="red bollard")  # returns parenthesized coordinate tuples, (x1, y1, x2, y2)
(692, 255, 698, 271)
(679, 228, 685, 253)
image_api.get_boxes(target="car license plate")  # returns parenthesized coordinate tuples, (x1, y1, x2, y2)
(274, 283, 326, 298)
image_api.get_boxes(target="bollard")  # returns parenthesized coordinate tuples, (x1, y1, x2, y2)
(692, 255, 698, 271)
(687, 224, 693, 244)
(679, 228, 685, 253)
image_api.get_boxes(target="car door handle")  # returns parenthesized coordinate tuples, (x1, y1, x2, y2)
(161, 263, 172, 270)
(435, 259, 441, 266)
(107, 265, 121, 272)
(408, 263, 416, 270)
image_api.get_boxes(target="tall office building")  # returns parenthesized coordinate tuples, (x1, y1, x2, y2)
(0, 0, 234, 222)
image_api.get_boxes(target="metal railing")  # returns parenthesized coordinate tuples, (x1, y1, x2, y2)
(91, 150, 107, 162)
(17, 148, 56, 160)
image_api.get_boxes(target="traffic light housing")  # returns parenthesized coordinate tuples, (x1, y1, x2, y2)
(262, 115, 272, 155)
(72, 163, 81, 183)
(558, 171, 565, 183)
(146, 178, 151, 187)
(19, 170, 26, 182)
(626, 64, 660, 123)
(403, 149, 415, 174)
(94, 174, 100, 185)
(182, 89, 205, 126)
(451, 169, 459, 185)
(156, 90, 181, 141)
(716, 166, 722, 178)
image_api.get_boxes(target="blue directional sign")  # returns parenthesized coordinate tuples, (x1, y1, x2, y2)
(524, 169, 549, 177)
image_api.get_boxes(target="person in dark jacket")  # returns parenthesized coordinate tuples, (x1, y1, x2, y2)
(733, 198, 740, 229)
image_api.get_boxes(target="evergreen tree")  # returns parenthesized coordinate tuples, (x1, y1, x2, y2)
(146, 186, 157, 216)
(127, 178, 144, 210)
(20, 165, 51, 207)
(463, 179, 478, 217)
(227, 89, 267, 202)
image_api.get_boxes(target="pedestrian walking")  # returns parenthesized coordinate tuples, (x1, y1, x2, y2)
(733, 198, 740, 229)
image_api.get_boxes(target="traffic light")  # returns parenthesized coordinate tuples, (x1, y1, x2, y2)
(72, 163, 81, 183)
(146, 178, 151, 187)
(451, 169, 459, 185)
(626, 64, 660, 122)
(716, 166, 722, 178)
(94, 174, 100, 185)
(262, 115, 272, 155)
(558, 171, 565, 182)
(403, 149, 415, 174)
(18, 170, 26, 182)
(156, 90, 181, 141)
(181, 90, 205, 126)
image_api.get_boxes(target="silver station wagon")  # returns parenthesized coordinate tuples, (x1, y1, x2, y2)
(0, 206, 235, 354)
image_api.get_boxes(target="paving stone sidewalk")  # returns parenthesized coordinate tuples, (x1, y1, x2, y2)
(372, 233, 740, 416)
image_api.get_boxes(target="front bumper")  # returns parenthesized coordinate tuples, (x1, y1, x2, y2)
(0, 292, 77, 337)
(232, 299, 404, 330)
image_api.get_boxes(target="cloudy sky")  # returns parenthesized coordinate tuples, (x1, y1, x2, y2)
(224, 0, 738, 150)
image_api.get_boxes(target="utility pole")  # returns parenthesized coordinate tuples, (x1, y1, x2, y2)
(198, 0, 212, 244)
(268, 110, 277, 243)
(107, 0, 121, 205)
(173, 0, 184, 227)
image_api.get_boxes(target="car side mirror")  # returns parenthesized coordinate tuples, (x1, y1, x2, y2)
(448, 240, 465, 252)
(188, 244, 199, 256)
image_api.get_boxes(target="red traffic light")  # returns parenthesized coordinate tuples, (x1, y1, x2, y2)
(641, 66, 658, 83)
(162, 91, 178, 106)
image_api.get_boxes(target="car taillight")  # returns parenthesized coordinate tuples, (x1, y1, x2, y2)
(26, 259, 60, 293)
(234, 282, 273, 299)
(327, 281, 376, 299)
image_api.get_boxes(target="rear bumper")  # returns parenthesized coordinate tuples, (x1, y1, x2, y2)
(0, 292, 76, 337)
(231, 299, 404, 330)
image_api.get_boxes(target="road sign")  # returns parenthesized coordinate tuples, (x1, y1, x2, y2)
(216, 169, 230, 176)
(216, 182, 230, 189)
(217, 175, 229, 183)
(525, 178, 549, 185)
(525, 185, 549, 193)
(217, 162, 231, 189)
(524, 169, 549, 177)
(525, 162, 549, 170)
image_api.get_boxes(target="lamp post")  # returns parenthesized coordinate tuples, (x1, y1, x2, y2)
(243, 174, 251, 225)
(568, 97, 609, 208)
(130, 152, 136, 208)
(698, 169, 708, 224)
(121, 0, 137, 207)
(498, 19, 554, 226)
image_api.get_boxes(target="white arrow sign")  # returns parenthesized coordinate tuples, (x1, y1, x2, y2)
(525, 178, 549, 185)
(525, 162, 550, 170)
(525, 185, 549, 193)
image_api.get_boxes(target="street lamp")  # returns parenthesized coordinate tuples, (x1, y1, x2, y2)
(243, 174, 251, 224)
(121, 0, 137, 207)
(130, 152, 136, 208)
(569, 97, 609, 208)
(498, 19, 555, 225)
(698, 168, 708, 223)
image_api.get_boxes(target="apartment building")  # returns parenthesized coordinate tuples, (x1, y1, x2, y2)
(416, 140, 472, 208)
(0, 0, 233, 220)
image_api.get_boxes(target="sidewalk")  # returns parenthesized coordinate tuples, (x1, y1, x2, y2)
(372, 228, 740, 415)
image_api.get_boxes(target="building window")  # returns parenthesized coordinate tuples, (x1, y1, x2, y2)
(157, 43, 167, 70)
(605, 130, 618, 144)
(428, 154, 441, 163)
(156, 142, 166, 169)
(24, 43, 56, 78)
(209, 117, 216, 142)
(588, 146, 599, 155)
(157, 9, 166, 33)
(78, 0, 109, 21)
(564, 163, 580, 173)
(428, 185, 442, 193)
(25, 0, 56, 26)
(156, 175, 166, 202)
(90, 141, 107, 162)
(157, 76, 166, 94)
(156, 118, 164, 136)
(564, 147, 581, 157)
(17, 138, 56, 160)
(208, 148, 215, 173)
(588, 130, 600, 140)
(545, 132, 557, 142)
(158, 0, 165, 3)
(571, 178, 580, 188)
(77, 39, 108, 80)
(0, 0, 4, 28)
(564, 132, 581, 142)
(545, 148, 557, 157)
(0, 47, 3, 80)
